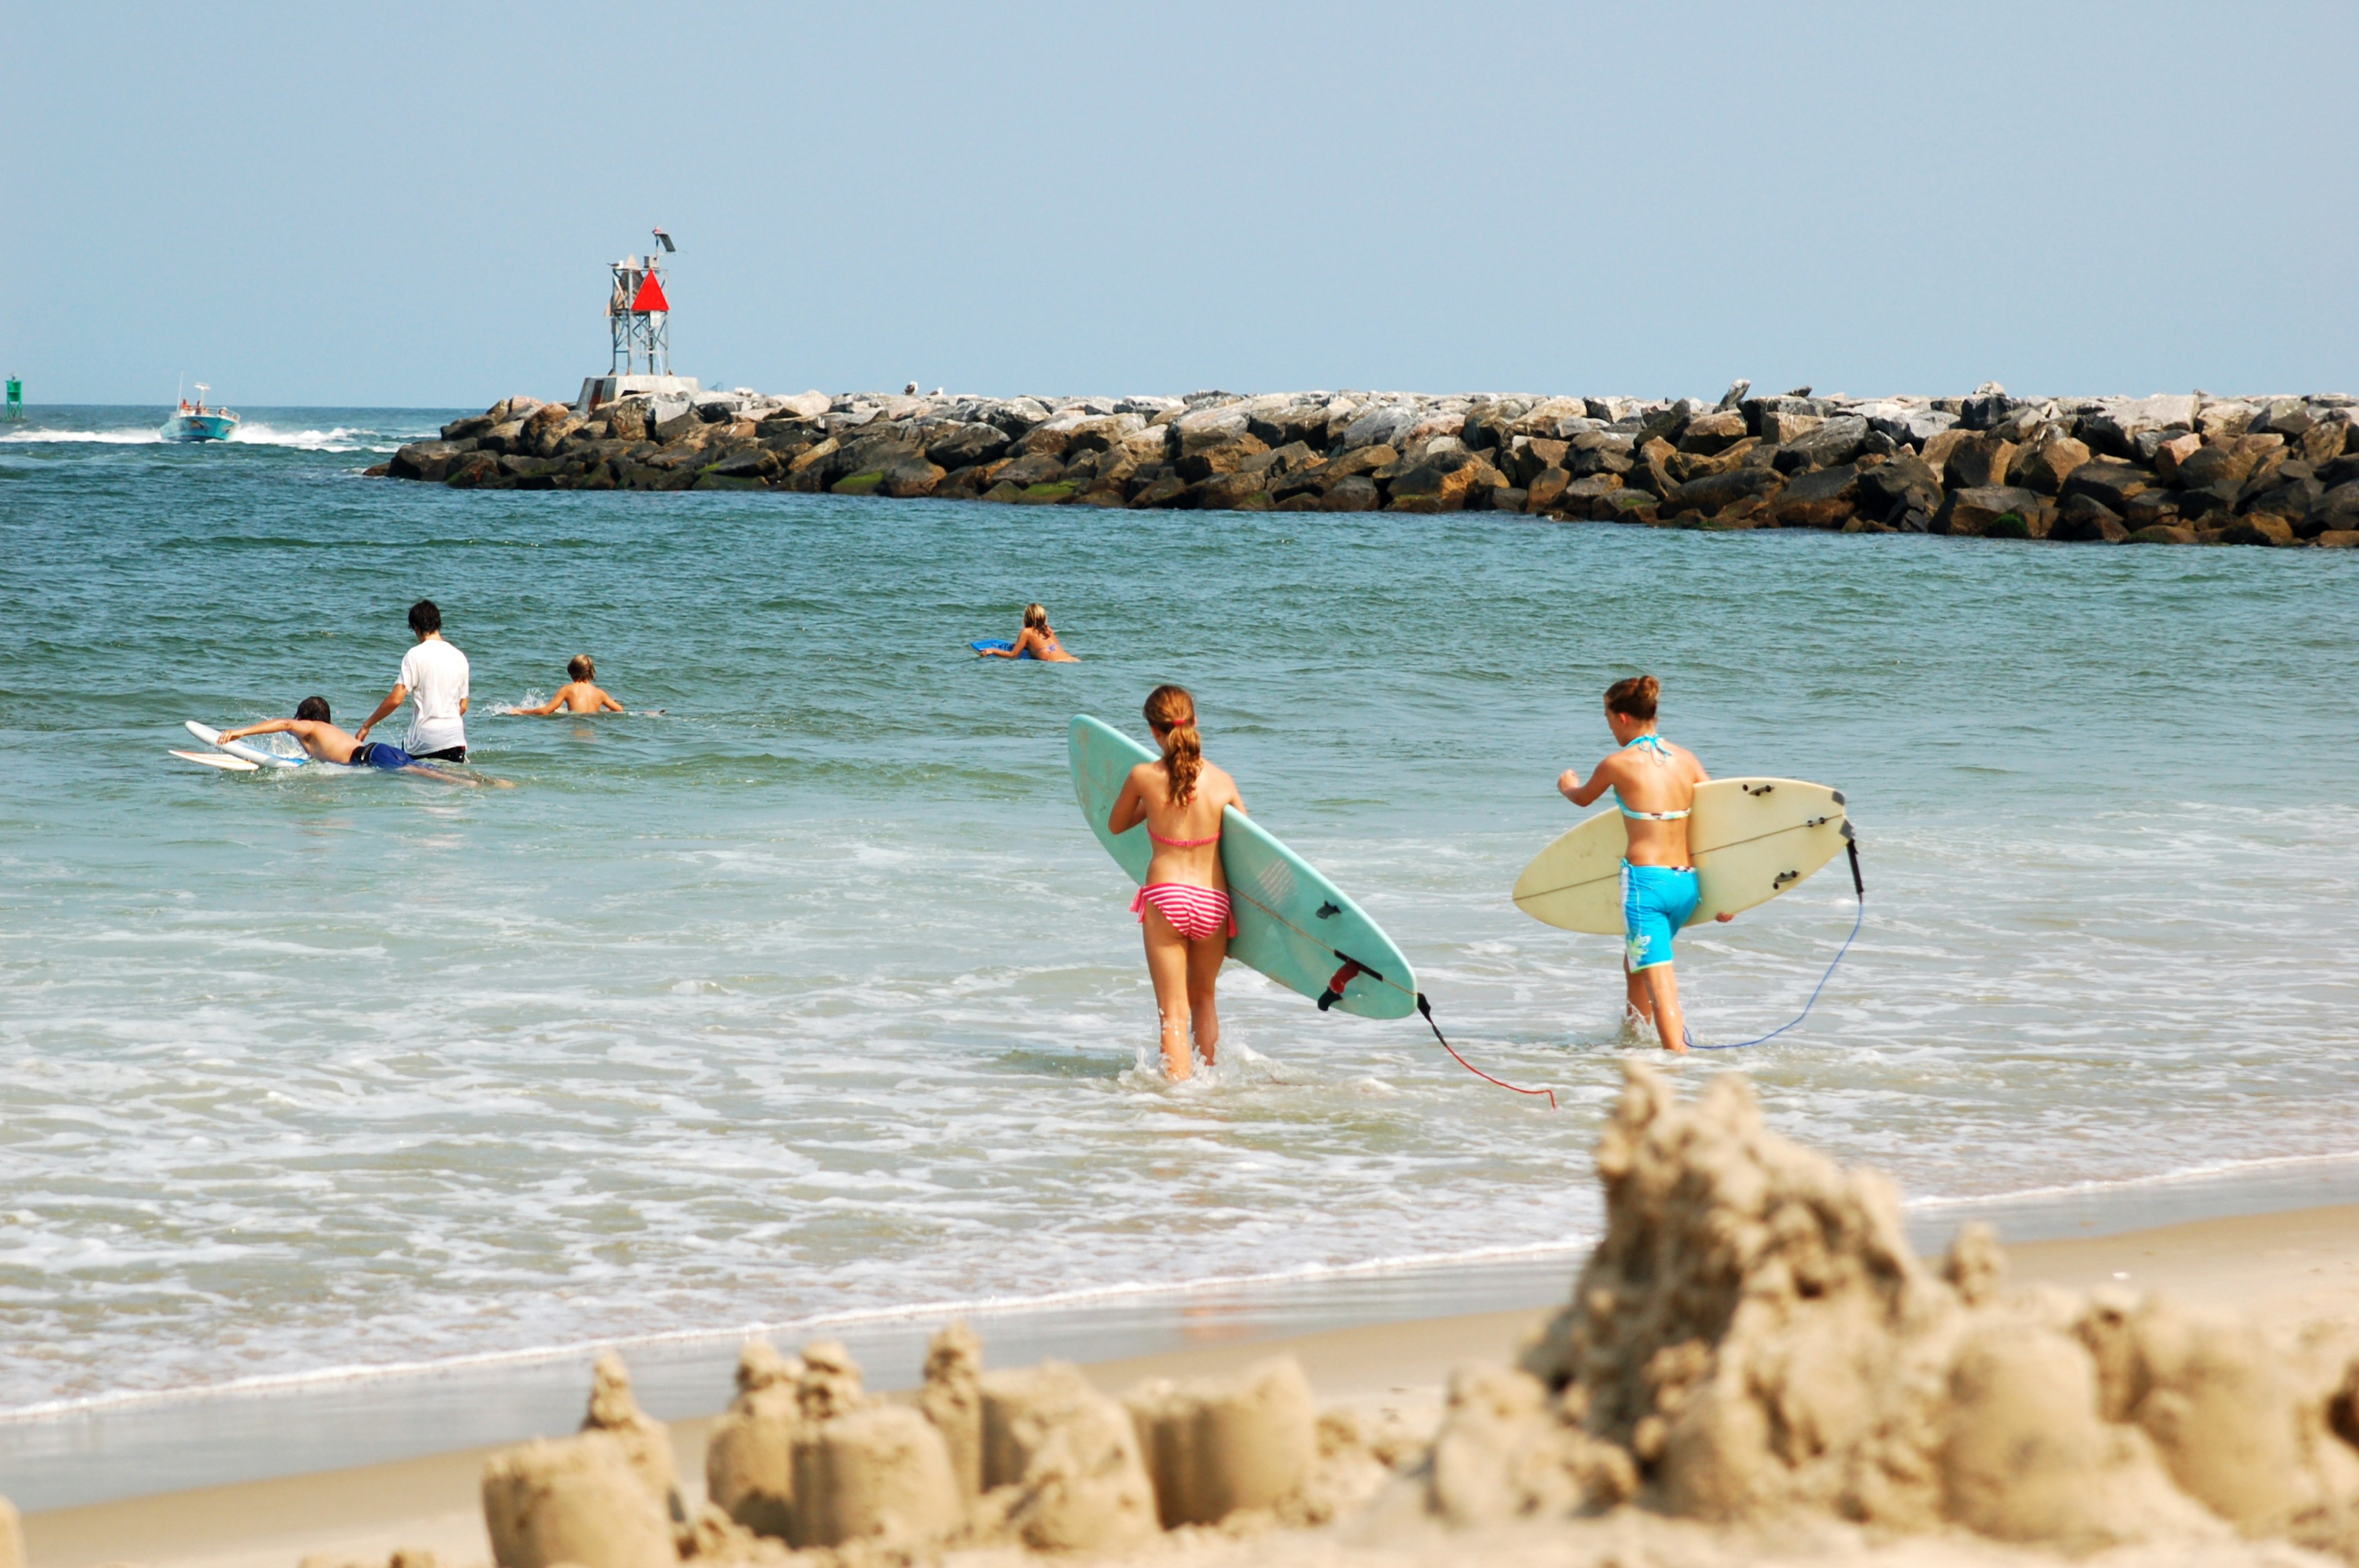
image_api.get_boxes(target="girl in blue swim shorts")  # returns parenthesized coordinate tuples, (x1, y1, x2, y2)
(1554, 674, 1732, 1053)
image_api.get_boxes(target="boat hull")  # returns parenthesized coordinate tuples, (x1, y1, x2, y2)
(160, 413, 238, 443)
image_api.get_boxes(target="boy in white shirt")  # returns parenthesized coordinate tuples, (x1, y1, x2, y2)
(356, 599, 471, 762)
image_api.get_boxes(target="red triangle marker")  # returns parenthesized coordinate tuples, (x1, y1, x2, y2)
(630, 272, 670, 313)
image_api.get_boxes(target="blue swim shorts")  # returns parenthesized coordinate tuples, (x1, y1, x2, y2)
(1621, 861, 1701, 972)
(352, 742, 415, 770)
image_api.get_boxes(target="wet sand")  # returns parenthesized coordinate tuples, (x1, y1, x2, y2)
(22, 1201, 2359, 1568)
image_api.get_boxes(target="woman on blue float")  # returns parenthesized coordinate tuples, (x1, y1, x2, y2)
(1555, 674, 1732, 1054)
(1108, 684, 1246, 1080)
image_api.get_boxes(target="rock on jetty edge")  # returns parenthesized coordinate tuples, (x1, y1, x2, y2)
(376, 383, 2359, 546)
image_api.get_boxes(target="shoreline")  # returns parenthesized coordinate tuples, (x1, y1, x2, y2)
(14, 1157, 2359, 1529)
(21, 1196, 2359, 1568)
(377, 385, 2359, 546)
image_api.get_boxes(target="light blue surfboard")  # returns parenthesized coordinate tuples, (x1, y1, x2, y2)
(972, 639, 1036, 658)
(1068, 714, 1418, 1021)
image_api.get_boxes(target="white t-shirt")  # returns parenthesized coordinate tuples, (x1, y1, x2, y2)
(398, 637, 470, 753)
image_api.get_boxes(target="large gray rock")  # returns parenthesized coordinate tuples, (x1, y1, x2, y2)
(1769, 464, 1859, 528)
(390, 440, 469, 482)
(1856, 453, 1943, 522)
(2078, 394, 2198, 459)
(2011, 431, 2091, 495)
(1337, 403, 1425, 451)
(1777, 415, 1870, 472)
(1665, 466, 1782, 518)
(1936, 485, 2046, 537)
(2059, 461, 2158, 510)
(925, 422, 1009, 468)
(1944, 434, 2016, 491)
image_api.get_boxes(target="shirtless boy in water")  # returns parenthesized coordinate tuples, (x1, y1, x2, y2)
(217, 697, 478, 782)
(514, 656, 625, 715)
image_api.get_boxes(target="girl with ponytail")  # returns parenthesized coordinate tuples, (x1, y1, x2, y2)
(1108, 685, 1249, 1080)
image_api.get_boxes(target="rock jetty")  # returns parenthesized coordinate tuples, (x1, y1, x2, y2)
(375, 383, 2359, 545)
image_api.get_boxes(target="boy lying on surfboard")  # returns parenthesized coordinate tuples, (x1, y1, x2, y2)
(217, 698, 485, 785)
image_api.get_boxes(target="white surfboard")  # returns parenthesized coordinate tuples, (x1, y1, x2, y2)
(185, 720, 356, 771)
(171, 748, 260, 772)
(1512, 777, 1850, 934)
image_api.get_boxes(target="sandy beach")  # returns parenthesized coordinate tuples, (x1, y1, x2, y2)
(21, 1196, 2359, 1568)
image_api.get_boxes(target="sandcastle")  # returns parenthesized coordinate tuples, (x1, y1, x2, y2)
(18, 1065, 2358, 1567)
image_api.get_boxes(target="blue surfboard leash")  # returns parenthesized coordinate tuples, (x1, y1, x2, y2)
(1686, 835, 1865, 1052)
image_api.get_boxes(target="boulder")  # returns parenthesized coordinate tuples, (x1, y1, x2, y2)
(1917, 428, 1974, 479)
(1777, 415, 1869, 472)
(2124, 490, 2184, 531)
(879, 456, 945, 499)
(2151, 432, 2203, 483)
(444, 452, 503, 488)
(2298, 414, 2352, 466)
(1336, 403, 1425, 451)
(2000, 431, 2094, 493)
(831, 472, 884, 497)
(995, 452, 1066, 488)
(1597, 491, 1661, 525)
(1320, 475, 1381, 512)
(925, 422, 1011, 468)
(391, 440, 469, 482)
(2305, 482, 2359, 535)
(2079, 395, 2199, 459)
(1245, 401, 1334, 451)
(1387, 450, 1502, 513)
(1943, 434, 2016, 491)
(2195, 400, 2255, 440)
(1936, 485, 2045, 537)
(2059, 461, 2158, 511)
(1759, 409, 1824, 445)
(1959, 391, 2020, 431)
(1129, 474, 1191, 509)
(2218, 517, 2296, 547)
(2315, 530, 2359, 548)
(441, 413, 496, 442)
(2052, 497, 2129, 543)
(2127, 525, 2199, 545)
(1856, 453, 1943, 523)
(1503, 436, 1570, 487)
(703, 448, 781, 483)
(1525, 467, 1573, 513)
(1171, 412, 1269, 482)
(1677, 408, 1748, 455)
(1125, 1357, 1316, 1529)
(1194, 472, 1271, 512)
(1665, 466, 1782, 518)
(774, 391, 832, 420)
(1014, 482, 1079, 506)
(1770, 464, 1858, 529)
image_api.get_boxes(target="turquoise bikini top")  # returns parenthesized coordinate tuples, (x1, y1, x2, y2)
(1615, 733, 1691, 821)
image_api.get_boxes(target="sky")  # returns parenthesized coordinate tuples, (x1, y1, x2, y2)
(4, 1, 2354, 408)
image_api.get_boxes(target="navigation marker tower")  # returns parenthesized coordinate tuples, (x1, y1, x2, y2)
(577, 228, 700, 415)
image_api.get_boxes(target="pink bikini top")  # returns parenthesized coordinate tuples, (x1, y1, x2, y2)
(1149, 829, 1220, 849)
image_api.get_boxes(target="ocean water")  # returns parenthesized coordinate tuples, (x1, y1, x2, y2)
(4, 404, 2357, 1421)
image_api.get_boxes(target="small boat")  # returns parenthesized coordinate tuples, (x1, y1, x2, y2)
(161, 383, 239, 443)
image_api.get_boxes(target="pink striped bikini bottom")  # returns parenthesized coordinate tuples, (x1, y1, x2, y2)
(1132, 883, 1235, 942)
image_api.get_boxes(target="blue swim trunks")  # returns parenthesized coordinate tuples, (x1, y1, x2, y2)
(351, 742, 415, 770)
(1621, 861, 1700, 972)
